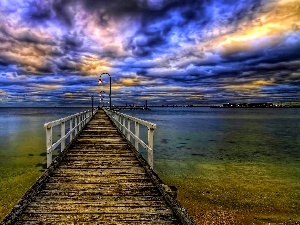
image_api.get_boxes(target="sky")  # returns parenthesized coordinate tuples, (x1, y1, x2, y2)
(0, 0, 299, 106)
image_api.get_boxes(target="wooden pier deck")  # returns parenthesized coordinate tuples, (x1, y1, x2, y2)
(2, 109, 194, 225)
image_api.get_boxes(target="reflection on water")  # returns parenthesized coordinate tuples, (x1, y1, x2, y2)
(126, 107, 300, 224)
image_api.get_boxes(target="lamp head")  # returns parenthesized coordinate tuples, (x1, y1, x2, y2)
(98, 78, 102, 84)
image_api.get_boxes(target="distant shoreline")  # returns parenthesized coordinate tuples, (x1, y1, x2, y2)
(0, 105, 299, 108)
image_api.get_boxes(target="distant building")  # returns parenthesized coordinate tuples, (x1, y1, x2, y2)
(223, 103, 274, 108)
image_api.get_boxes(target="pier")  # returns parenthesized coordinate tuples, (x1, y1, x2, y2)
(2, 108, 195, 224)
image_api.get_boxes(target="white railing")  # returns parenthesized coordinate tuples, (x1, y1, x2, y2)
(104, 108, 156, 169)
(44, 108, 98, 168)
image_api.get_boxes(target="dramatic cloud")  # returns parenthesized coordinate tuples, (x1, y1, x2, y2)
(0, 0, 299, 106)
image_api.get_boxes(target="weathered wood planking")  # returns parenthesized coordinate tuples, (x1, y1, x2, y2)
(2, 109, 195, 225)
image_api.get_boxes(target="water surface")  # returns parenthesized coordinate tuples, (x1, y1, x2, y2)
(0, 107, 299, 224)
(125, 107, 300, 224)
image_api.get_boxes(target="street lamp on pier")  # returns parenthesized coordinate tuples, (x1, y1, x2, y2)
(99, 73, 111, 110)
(99, 91, 105, 107)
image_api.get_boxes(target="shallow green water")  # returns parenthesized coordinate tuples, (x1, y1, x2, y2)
(0, 107, 89, 220)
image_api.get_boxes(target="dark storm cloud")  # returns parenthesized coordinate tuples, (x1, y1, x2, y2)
(63, 32, 84, 50)
(0, 23, 53, 45)
(52, 0, 75, 27)
(0, 58, 11, 67)
(35, 63, 54, 73)
(28, 0, 143, 27)
(81, 0, 142, 16)
(27, 0, 53, 22)
(56, 62, 76, 71)
(127, 33, 166, 56)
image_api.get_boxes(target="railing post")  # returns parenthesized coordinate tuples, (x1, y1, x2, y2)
(78, 115, 81, 131)
(120, 115, 123, 132)
(80, 114, 82, 130)
(75, 116, 78, 135)
(78, 114, 82, 132)
(123, 116, 126, 135)
(116, 114, 119, 129)
(127, 120, 131, 140)
(46, 126, 52, 168)
(148, 127, 154, 169)
(135, 121, 139, 152)
(83, 113, 85, 126)
(70, 118, 73, 140)
(82, 113, 84, 126)
(61, 121, 65, 152)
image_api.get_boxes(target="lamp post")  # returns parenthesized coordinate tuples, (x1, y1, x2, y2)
(99, 73, 111, 110)
(99, 91, 105, 107)
(91, 95, 94, 115)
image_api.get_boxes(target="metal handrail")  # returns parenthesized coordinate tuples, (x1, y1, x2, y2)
(44, 108, 98, 168)
(104, 108, 156, 169)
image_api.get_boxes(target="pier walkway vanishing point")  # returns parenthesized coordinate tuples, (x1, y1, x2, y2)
(2, 108, 195, 225)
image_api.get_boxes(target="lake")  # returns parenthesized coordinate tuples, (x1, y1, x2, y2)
(0, 107, 299, 224)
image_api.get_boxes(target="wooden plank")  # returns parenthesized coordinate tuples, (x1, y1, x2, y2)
(80, 134, 121, 137)
(68, 146, 132, 151)
(64, 154, 137, 160)
(25, 206, 172, 214)
(58, 163, 142, 169)
(17, 213, 181, 225)
(36, 189, 162, 197)
(48, 175, 151, 183)
(76, 138, 126, 142)
(53, 167, 147, 175)
(32, 194, 164, 203)
(43, 182, 157, 190)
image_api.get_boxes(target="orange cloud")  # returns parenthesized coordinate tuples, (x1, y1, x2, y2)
(119, 75, 148, 86)
(225, 79, 275, 92)
(0, 90, 7, 96)
(77, 55, 111, 75)
(63, 93, 75, 98)
(34, 84, 62, 90)
(216, 0, 300, 54)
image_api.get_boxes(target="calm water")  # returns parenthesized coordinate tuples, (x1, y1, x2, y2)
(125, 107, 300, 224)
(125, 107, 300, 163)
(0, 107, 299, 224)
